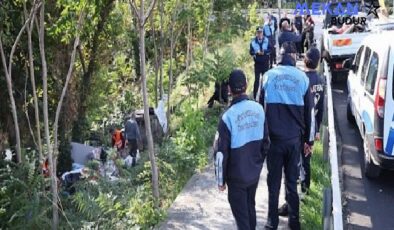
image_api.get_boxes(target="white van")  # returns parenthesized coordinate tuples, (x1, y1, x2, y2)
(345, 31, 394, 178)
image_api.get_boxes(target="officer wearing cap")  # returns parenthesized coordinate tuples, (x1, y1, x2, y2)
(214, 69, 270, 230)
(278, 46, 325, 217)
(256, 42, 315, 230)
(250, 26, 271, 100)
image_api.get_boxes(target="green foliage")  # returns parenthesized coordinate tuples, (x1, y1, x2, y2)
(244, 2, 263, 40)
(300, 142, 331, 229)
(0, 152, 51, 229)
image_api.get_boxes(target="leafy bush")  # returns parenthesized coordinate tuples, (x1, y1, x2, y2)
(0, 152, 51, 229)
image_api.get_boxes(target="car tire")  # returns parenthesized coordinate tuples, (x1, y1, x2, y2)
(363, 136, 381, 179)
(347, 98, 355, 124)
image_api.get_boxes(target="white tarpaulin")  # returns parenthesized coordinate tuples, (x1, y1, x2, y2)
(155, 95, 168, 134)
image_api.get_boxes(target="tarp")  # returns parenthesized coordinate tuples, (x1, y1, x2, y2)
(70, 142, 96, 165)
(155, 94, 168, 134)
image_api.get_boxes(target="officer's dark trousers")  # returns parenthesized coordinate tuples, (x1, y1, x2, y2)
(266, 138, 301, 230)
(253, 55, 270, 99)
(301, 152, 311, 189)
(228, 182, 258, 230)
(128, 139, 138, 157)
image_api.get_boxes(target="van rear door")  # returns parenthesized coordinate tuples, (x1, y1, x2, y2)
(384, 47, 394, 155)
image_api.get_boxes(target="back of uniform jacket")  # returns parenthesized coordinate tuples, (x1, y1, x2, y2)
(305, 71, 325, 132)
(257, 65, 315, 145)
(215, 96, 270, 187)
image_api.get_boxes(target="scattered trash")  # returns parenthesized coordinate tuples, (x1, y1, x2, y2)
(4, 149, 12, 161)
(125, 155, 135, 168)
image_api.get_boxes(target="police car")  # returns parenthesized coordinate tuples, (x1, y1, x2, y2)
(344, 31, 394, 178)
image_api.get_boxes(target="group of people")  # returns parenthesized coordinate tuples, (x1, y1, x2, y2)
(109, 113, 142, 166)
(214, 12, 324, 230)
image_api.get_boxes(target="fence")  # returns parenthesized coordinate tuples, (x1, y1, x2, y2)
(322, 60, 343, 230)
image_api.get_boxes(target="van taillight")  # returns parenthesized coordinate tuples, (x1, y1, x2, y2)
(374, 138, 383, 152)
(374, 77, 386, 118)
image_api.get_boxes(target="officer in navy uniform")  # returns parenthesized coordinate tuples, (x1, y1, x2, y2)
(257, 42, 315, 230)
(263, 14, 275, 68)
(278, 47, 325, 217)
(250, 26, 270, 100)
(214, 69, 270, 230)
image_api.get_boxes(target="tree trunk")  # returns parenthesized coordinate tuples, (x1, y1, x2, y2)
(0, 1, 40, 163)
(130, 0, 159, 202)
(203, 0, 215, 57)
(38, 2, 59, 229)
(159, 0, 164, 99)
(0, 40, 22, 163)
(25, 3, 43, 161)
(53, 14, 84, 183)
(73, 0, 115, 142)
(150, 13, 159, 107)
(166, 36, 174, 131)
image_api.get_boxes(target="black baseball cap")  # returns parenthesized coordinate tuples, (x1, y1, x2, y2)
(305, 47, 320, 69)
(229, 69, 247, 94)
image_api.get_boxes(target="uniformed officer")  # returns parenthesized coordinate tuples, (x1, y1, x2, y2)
(263, 14, 275, 68)
(278, 47, 325, 217)
(257, 42, 315, 230)
(250, 26, 270, 100)
(214, 69, 270, 230)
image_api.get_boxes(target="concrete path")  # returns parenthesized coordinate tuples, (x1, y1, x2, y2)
(157, 162, 289, 230)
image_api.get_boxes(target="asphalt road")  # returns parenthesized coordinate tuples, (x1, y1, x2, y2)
(332, 78, 394, 230)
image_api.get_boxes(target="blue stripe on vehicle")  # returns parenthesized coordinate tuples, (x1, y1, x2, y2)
(263, 66, 309, 106)
(385, 115, 394, 156)
(362, 111, 374, 134)
(222, 100, 265, 149)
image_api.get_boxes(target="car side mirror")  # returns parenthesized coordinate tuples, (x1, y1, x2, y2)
(343, 58, 355, 71)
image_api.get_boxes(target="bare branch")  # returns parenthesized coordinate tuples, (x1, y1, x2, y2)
(129, 0, 140, 22)
(8, 1, 41, 80)
(143, 0, 157, 26)
(23, 65, 38, 149)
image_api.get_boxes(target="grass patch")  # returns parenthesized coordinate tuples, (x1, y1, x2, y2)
(300, 141, 331, 229)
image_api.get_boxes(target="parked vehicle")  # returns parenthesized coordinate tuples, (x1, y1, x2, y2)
(345, 31, 394, 178)
(320, 0, 370, 80)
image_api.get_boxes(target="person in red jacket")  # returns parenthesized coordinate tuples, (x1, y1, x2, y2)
(109, 127, 125, 151)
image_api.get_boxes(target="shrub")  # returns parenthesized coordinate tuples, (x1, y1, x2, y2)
(0, 152, 51, 229)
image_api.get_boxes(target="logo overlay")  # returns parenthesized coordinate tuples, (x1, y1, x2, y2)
(293, 1, 380, 26)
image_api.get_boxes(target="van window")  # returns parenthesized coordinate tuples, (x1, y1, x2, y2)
(361, 47, 372, 83)
(365, 52, 379, 95)
(354, 45, 364, 73)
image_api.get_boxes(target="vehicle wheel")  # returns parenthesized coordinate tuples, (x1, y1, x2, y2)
(363, 137, 381, 179)
(347, 98, 355, 124)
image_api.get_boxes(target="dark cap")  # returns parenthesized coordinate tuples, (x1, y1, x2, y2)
(229, 69, 247, 94)
(279, 42, 297, 55)
(305, 47, 320, 69)
(256, 26, 263, 32)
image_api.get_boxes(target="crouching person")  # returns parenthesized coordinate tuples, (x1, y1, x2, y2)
(214, 69, 270, 230)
